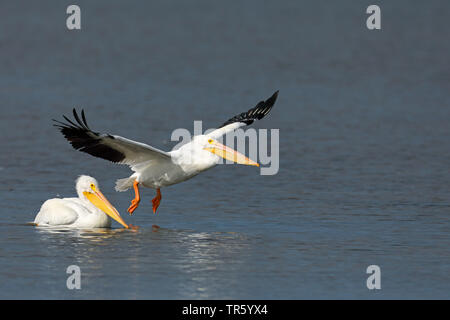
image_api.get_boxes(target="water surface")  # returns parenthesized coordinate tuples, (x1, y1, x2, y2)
(0, 0, 449, 299)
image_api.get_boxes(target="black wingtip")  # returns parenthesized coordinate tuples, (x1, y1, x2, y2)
(52, 109, 126, 164)
(268, 90, 279, 105)
(219, 90, 279, 128)
(81, 109, 89, 129)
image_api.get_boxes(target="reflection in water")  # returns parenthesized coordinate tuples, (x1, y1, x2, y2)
(29, 225, 251, 299)
(34, 226, 131, 240)
(167, 231, 250, 299)
(33, 226, 137, 271)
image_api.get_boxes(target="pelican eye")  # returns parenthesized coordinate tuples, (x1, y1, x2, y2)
(208, 139, 213, 143)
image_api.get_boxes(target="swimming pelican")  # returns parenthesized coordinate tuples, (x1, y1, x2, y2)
(54, 91, 279, 215)
(34, 175, 130, 229)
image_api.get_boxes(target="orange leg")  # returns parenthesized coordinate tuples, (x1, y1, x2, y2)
(127, 180, 141, 215)
(151, 188, 162, 214)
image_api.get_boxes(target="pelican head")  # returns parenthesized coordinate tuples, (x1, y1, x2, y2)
(189, 135, 259, 167)
(76, 175, 129, 228)
(201, 135, 259, 167)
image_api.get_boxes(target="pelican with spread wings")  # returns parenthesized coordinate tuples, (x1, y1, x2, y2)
(54, 91, 278, 215)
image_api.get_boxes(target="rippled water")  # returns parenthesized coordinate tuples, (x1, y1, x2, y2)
(0, 1, 449, 299)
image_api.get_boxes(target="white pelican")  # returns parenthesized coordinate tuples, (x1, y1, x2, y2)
(34, 175, 131, 229)
(54, 91, 279, 214)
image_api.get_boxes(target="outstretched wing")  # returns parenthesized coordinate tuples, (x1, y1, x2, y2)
(53, 109, 171, 167)
(207, 90, 279, 139)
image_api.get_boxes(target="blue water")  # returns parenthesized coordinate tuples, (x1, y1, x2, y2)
(0, 0, 449, 299)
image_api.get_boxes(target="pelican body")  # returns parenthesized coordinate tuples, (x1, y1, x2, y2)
(34, 176, 129, 229)
(54, 91, 279, 214)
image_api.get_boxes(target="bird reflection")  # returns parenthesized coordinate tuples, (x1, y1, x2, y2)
(34, 225, 132, 240)
(31, 224, 250, 299)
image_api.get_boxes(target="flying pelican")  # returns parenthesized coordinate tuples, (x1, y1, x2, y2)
(54, 91, 279, 215)
(34, 175, 131, 229)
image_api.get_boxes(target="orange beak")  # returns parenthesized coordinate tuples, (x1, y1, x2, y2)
(83, 187, 129, 229)
(204, 140, 259, 167)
